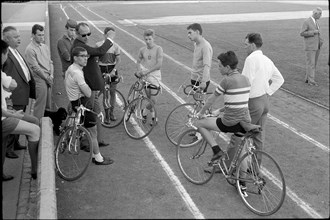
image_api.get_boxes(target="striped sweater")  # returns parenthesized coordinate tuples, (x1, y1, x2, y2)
(215, 71, 251, 126)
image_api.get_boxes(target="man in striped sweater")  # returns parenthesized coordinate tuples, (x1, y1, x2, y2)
(195, 51, 251, 162)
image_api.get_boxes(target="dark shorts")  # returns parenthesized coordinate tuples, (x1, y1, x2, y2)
(71, 96, 97, 128)
(191, 79, 210, 93)
(2, 113, 39, 138)
(216, 118, 245, 134)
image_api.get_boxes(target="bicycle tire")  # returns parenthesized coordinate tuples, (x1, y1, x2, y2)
(123, 97, 156, 140)
(165, 103, 203, 147)
(177, 128, 214, 185)
(101, 89, 126, 128)
(236, 150, 286, 216)
(55, 126, 93, 181)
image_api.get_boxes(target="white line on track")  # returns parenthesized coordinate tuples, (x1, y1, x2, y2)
(64, 3, 325, 218)
(69, 4, 205, 219)
(81, 4, 329, 154)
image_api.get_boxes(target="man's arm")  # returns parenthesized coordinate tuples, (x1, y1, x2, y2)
(136, 48, 143, 73)
(300, 19, 319, 37)
(57, 39, 71, 62)
(267, 64, 284, 96)
(200, 46, 212, 87)
(82, 38, 113, 57)
(25, 46, 49, 81)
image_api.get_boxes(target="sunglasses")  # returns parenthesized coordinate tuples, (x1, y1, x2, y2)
(80, 32, 91, 37)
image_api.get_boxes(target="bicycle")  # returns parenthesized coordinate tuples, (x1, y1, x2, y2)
(123, 72, 161, 139)
(165, 84, 213, 147)
(176, 116, 286, 216)
(54, 104, 100, 181)
(99, 72, 127, 128)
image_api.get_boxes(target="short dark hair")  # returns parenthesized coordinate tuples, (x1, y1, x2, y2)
(217, 51, 238, 69)
(143, 29, 155, 37)
(1, 39, 9, 55)
(72, 46, 87, 57)
(32, 24, 44, 34)
(76, 22, 89, 32)
(245, 33, 263, 48)
(65, 18, 77, 29)
(104, 26, 115, 34)
(187, 23, 202, 35)
(3, 26, 17, 34)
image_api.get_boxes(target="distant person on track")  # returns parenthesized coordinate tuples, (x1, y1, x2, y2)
(71, 22, 114, 148)
(242, 33, 284, 164)
(2, 39, 40, 180)
(57, 18, 77, 79)
(187, 23, 213, 92)
(300, 7, 323, 86)
(96, 26, 121, 123)
(136, 29, 163, 125)
(65, 46, 113, 166)
(25, 24, 54, 120)
(195, 51, 251, 164)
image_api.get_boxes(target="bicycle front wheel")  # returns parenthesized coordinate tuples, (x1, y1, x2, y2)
(101, 89, 126, 128)
(236, 150, 286, 216)
(165, 103, 202, 147)
(123, 97, 156, 140)
(177, 128, 214, 185)
(55, 126, 93, 181)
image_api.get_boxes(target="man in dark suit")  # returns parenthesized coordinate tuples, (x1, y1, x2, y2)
(3, 26, 36, 159)
(300, 7, 323, 86)
(71, 22, 113, 148)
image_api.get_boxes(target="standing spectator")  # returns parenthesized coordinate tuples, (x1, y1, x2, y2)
(3, 26, 36, 159)
(187, 23, 213, 92)
(65, 46, 113, 165)
(96, 26, 121, 123)
(57, 19, 77, 79)
(2, 39, 40, 180)
(136, 29, 163, 124)
(71, 22, 114, 148)
(25, 24, 54, 120)
(241, 33, 284, 164)
(300, 7, 323, 86)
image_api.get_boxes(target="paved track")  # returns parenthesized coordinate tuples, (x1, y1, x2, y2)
(49, 1, 329, 218)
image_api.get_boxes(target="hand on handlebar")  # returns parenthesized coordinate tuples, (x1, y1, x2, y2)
(97, 112, 104, 122)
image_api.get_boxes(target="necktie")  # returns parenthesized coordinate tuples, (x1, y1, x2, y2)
(14, 49, 30, 81)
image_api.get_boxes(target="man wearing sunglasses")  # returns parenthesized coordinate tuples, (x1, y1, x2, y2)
(71, 22, 114, 149)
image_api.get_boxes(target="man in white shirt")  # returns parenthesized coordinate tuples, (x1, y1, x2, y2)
(242, 33, 284, 164)
(65, 46, 113, 166)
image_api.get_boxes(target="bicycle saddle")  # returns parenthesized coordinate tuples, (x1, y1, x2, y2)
(239, 121, 261, 133)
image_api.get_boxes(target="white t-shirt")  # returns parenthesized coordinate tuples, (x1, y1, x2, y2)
(1, 71, 13, 120)
(65, 63, 89, 101)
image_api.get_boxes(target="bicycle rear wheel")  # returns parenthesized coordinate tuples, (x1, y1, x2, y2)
(165, 103, 202, 147)
(101, 89, 126, 128)
(236, 150, 286, 216)
(177, 128, 214, 185)
(123, 97, 156, 140)
(55, 126, 93, 181)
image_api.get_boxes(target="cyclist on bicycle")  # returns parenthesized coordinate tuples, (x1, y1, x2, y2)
(136, 29, 163, 125)
(65, 46, 113, 165)
(96, 27, 121, 123)
(195, 51, 251, 164)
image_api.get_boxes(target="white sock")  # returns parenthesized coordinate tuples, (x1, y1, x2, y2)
(94, 153, 104, 162)
(151, 111, 155, 119)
